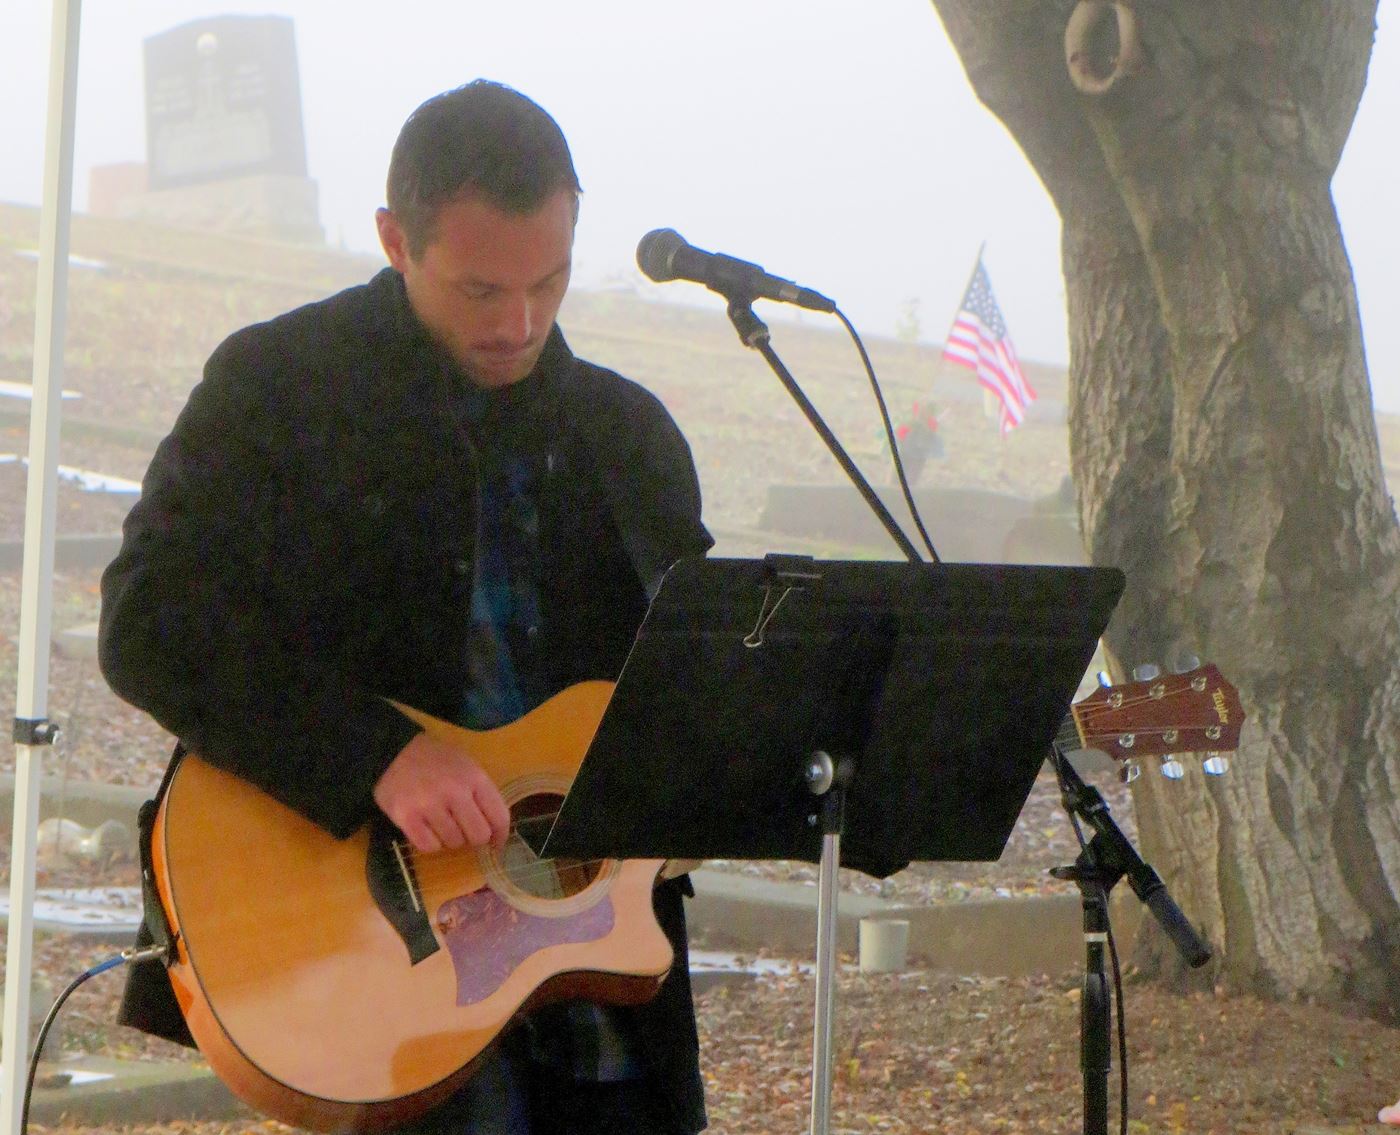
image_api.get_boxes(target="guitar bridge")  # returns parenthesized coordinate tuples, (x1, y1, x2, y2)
(366, 816, 439, 965)
(391, 838, 422, 913)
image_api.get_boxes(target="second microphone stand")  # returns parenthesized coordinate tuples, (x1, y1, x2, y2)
(1050, 754, 1212, 1135)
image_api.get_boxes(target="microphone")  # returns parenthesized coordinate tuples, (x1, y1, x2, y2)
(636, 228, 836, 313)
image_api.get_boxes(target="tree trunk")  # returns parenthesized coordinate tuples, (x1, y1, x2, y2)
(931, 0, 1400, 1015)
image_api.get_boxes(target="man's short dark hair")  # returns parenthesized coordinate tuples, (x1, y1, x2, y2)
(386, 80, 582, 258)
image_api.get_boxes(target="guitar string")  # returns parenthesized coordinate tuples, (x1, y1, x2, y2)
(1057, 723, 1223, 752)
(321, 687, 1231, 898)
(401, 691, 1225, 885)
(395, 815, 705, 890)
(1070, 684, 1225, 729)
(175, 853, 629, 938)
(404, 745, 1219, 891)
(1079, 677, 1219, 710)
(406, 855, 619, 893)
(384, 808, 645, 893)
(432, 867, 643, 910)
(1056, 716, 1204, 741)
(1059, 684, 1229, 755)
(384, 835, 586, 888)
(1075, 685, 1203, 717)
(401, 850, 628, 891)
(1060, 716, 1215, 739)
(244, 725, 1202, 918)
(389, 811, 561, 850)
(1076, 699, 1205, 722)
(217, 829, 626, 912)
(174, 705, 1211, 924)
(1069, 721, 1225, 746)
(395, 847, 623, 887)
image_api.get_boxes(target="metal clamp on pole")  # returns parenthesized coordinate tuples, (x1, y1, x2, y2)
(11, 719, 59, 746)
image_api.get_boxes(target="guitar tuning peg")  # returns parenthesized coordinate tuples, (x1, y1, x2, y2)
(1172, 652, 1201, 674)
(1202, 752, 1230, 776)
(1119, 758, 1141, 784)
(1132, 662, 1161, 681)
(1159, 754, 1186, 780)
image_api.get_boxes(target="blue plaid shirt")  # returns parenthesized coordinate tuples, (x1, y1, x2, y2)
(459, 386, 642, 1085)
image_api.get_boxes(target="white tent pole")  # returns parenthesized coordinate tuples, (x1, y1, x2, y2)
(2, 0, 82, 1130)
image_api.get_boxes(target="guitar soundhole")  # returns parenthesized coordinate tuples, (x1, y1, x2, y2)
(500, 792, 604, 901)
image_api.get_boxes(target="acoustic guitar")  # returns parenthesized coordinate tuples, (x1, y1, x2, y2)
(151, 680, 667, 1133)
(150, 665, 1241, 1132)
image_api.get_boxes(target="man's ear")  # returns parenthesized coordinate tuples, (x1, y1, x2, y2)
(376, 208, 411, 273)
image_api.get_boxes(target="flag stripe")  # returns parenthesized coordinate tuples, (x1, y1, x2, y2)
(942, 260, 1036, 435)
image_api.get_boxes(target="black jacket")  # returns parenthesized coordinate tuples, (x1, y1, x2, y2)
(101, 267, 713, 1130)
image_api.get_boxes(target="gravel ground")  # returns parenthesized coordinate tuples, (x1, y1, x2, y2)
(21, 961, 1400, 1135)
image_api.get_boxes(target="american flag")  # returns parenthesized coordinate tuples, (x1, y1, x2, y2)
(942, 258, 1036, 435)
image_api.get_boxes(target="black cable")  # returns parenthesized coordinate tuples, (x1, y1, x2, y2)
(1106, 919, 1129, 1135)
(831, 307, 940, 562)
(21, 942, 168, 1134)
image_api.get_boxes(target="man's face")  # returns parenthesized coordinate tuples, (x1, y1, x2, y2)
(377, 190, 575, 389)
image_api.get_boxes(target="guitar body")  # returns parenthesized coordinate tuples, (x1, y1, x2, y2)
(151, 680, 672, 1133)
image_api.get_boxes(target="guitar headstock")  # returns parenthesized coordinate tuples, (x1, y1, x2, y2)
(1069, 663, 1243, 780)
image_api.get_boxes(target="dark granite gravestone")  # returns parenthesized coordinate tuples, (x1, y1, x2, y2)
(144, 15, 308, 190)
(103, 15, 325, 244)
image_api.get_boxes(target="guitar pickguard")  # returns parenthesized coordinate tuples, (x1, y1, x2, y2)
(437, 889, 616, 1006)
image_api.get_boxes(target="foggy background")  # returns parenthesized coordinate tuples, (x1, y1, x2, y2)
(2, 13, 1399, 1123)
(2, 0, 1397, 409)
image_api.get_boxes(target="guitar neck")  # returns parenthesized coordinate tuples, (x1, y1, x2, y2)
(1054, 664, 1243, 778)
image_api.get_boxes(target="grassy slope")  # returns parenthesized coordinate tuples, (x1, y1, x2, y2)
(0, 202, 1075, 549)
(2, 199, 1395, 552)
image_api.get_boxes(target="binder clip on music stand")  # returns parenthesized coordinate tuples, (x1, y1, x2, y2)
(543, 556, 1124, 1135)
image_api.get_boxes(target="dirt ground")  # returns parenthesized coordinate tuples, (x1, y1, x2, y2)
(691, 965, 1400, 1135)
(23, 952, 1400, 1135)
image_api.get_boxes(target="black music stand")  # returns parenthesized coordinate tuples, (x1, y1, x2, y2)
(542, 555, 1123, 1135)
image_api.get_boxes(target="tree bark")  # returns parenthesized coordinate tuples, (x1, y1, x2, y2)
(931, 0, 1400, 1014)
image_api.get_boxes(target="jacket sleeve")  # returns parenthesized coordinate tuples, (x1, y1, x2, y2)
(99, 329, 421, 837)
(590, 376, 713, 595)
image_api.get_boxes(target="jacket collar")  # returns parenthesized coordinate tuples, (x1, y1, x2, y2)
(367, 266, 579, 431)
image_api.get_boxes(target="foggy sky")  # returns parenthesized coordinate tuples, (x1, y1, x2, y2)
(2, 1, 1397, 408)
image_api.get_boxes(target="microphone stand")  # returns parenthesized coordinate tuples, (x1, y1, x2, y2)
(724, 298, 929, 566)
(1049, 755, 1211, 1135)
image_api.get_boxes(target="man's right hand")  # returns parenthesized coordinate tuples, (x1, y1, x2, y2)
(373, 732, 512, 853)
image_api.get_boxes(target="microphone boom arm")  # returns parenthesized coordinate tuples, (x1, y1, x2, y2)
(724, 298, 924, 564)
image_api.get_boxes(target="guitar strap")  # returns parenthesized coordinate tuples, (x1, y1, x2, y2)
(134, 742, 187, 961)
(117, 742, 197, 1049)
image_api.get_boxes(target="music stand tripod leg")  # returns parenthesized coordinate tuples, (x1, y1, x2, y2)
(806, 750, 853, 1135)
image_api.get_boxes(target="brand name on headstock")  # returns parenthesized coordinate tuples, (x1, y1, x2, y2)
(1213, 689, 1229, 724)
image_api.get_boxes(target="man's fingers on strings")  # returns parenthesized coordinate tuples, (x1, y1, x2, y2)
(445, 794, 494, 849)
(399, 813, 444, 855)
(475, 783, 512, 848)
